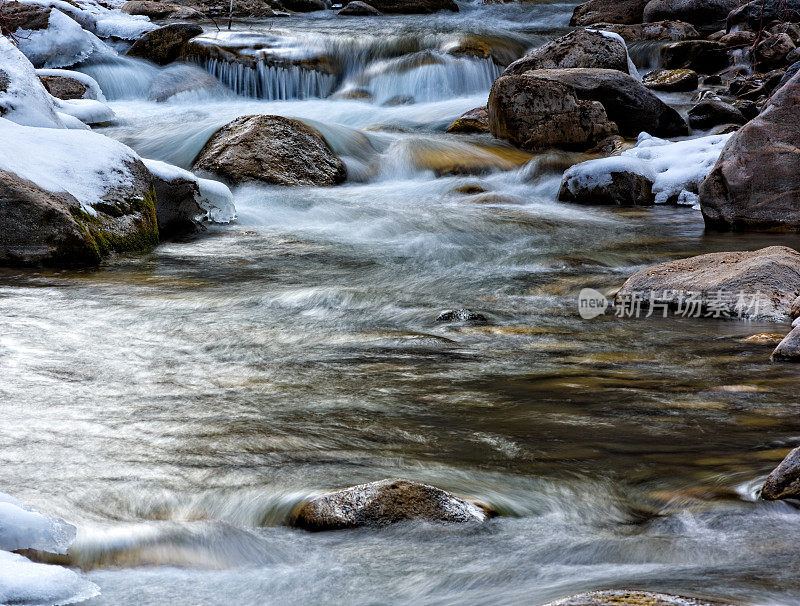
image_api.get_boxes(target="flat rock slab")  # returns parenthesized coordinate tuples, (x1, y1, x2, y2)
(289, 479, 495, 531)
(615, 246, 800, 320)
(545, 590, 734, 606)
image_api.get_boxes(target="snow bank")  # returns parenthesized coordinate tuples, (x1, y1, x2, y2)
(16, 9, 101, 68)
(54, 97, 115, 124)
(0, 550, 99, 606)
(0, 118, 139, 211)
(36, 68, 106, 101)
(0, 493, 76, 553)
(143, 158, 238, 223)
(561, 132, 732, 205)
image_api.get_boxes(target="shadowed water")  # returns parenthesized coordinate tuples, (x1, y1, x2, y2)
(3, 2, 800, 605)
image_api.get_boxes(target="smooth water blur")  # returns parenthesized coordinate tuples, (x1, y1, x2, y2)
(3, 2, 800, 605)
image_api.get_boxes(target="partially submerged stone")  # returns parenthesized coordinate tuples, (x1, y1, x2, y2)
(193, 115, 347, 187)
(126, 23, 203, 66)
(544, 590, 733, 606)
(435, 309, 489, 324)
(615, 246, 800, 320)
(446, 106, 489, 134)
(688, 100, 746, 130)
(772, 326, 800, 361)
(761, 447, 800, 498)
(289, 479, 495, 531)
(338, 1, 382, 14)
(503, 30, 630, 76)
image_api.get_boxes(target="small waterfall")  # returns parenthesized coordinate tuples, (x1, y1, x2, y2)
(196, 58, 337, 100)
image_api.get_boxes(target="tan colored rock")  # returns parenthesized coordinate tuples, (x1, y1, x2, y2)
(642, 68, 698, 92)
(544, 590, 732, 606)
(615, 246, 800, 320)
(193, 115, 347, 186)
(446, 106, 489, 134)
(38, 75, 88, 100)
(289, 479, 495, 531)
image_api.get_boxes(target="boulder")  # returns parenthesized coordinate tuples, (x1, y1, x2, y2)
(544, 590, 733, 606)
(761, 447, 800, 498)
(755, 33, 796, 70)
(121, 0, 198, 18)
(289, 479, 495, 531)
(126, 23, 203, 66)
(446, 106, 489, 134)
(193, 115, 347, 186)
(642, 68, 698, 91)
(688, 100, 746, 129)
(487, 74, 618, 152)
(0, 1, 52, 33)
(517, 68, 687, 138)
(643, 0, 738, 33)
(728, 0, 800, 32)
(615, 246, 800, 320)
(772, 22, 800, 44)
(503, 30, 630, 76)
(660, 40, 729, 73)
(435, 309, 489, 323)
(733, 99, 759, 120)
(361, 0, 457, 13)
(38, 75, 89, 100)
(793, 295, 800, 318)
(338, 1, 382, 14)
(772, 326, 800, 361)
(149, 169, 204, 238)
(559, 165, 655, 205)
(719, 30, 757, 47)
(283, 0, 327, 10)
(593, 20, 699, 41)
(570, 0, 649, 26)
(700, 71, 800, 231)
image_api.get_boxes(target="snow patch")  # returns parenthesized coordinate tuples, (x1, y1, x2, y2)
(143, 158, 237, 223)
(54, 97, 115, 124)
(0, 551, 99, 606)
(561, 133, 732, 205)
(0, 494, 76, 553)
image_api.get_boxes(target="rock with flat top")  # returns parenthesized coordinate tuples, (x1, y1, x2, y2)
(544, 590, 733, 606)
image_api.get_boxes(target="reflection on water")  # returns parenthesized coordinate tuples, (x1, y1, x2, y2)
(3, 1, 800, 604)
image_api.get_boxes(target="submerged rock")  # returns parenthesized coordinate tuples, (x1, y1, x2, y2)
(446, 106, 489, 134)
(289, 479, 495, 531)
(772, 326, 800, 361)
(544, 590, 733, 605)
(435, 309, 489, 323)
(517, 68, 687, 138)
(503, 30, 630, 76)
(126, 23, 203, 66)
(615, 246, 800, 320)
(193, 115, 347, 187)
(642, 68, 698, 92)
(761, 447, 800, 497)
(338, 1, 382, 14)
(487, 73, 617, 152)
(700, 71, 800, 231)
(570, 0, 649, 26)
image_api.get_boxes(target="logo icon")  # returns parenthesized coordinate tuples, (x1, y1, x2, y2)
(578, 288, 609, 320)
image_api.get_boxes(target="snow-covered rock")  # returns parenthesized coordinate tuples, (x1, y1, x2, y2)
(0, 493, 76, 553)
(37, 68, 106, 100)
(0, 550, 99, 606)
(15, 8, 103, 68)
(558, 132, 731, 206)
(54, 97, 115, 125)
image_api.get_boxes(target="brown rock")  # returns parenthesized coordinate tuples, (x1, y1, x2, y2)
(660, 40, 729, 73)
(792, 295, 800, 318)
(193, 114, 347, 186)
(38, 75, 88, 100)
(503, 30, 630, 76)
(487, 73, 617, 152)
(446, 106, 489, 134)
(761, 447, 800, 497)
(0, 1, 51, 32)
(126, 23, 203, 66)
(719, 30, 757, 47)
(615, 246, 800, 319)
(592, 20, 699, 41)
(289, 479, 495, 531)
(700, 71, 800, 230)
(643, 0, 738, 33)
(755, 33, 796, 70)
(570, 0, 649, 26)
(338, 1, 382, 14)
(544, 590, 733, 606)
(642, 68, 698, 91)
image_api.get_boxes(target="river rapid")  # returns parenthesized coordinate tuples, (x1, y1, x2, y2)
(3, 2, 800, 604)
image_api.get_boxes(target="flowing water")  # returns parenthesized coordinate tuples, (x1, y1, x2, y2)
(4, 3, 800, 605)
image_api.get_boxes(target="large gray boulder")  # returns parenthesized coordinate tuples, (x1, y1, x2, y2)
(700, 71, 800, 231)
(772, 326, 800, 361)
(761, 447, 800, 498)
(728, 0, 800, 32)
(193, 115, 347, 186)
(503, 30, 630, 76)
(289, 479, 495, 531)
(126, 23, 203, 66)
(615, 246, 800, 320)
(487, 74, 617, 152)
(643, 0, 738, 33)
(570, 0, 649, 26)
(593, 20, 699, 41)
(517, 68, 687, 138)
